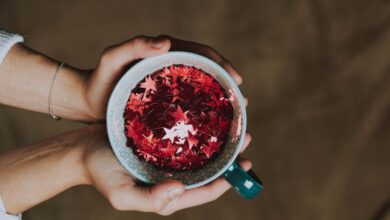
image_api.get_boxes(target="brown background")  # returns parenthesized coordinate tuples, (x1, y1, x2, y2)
(1, 0, 390, 219)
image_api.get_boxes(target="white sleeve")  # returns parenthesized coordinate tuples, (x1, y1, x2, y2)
(0, 30, 24, 220)
(0, 30, 24, 65)
(0, 195, 22, 220)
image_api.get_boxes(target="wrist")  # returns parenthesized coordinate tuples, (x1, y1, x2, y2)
(75, 124, 108, 186)
(55, 62, 117, 122)
(71, 139, 94, 186)
(58, 126, 104, 187)
(52, 65, 94, 122)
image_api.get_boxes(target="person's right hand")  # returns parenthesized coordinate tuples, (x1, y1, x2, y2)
(81, 124, 252, 215)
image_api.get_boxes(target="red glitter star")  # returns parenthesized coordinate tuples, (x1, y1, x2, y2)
(200, 141, 222, 158)
(160, 141, 178, 156)
(171, 105, 188, 122)
(140, 76, 157, 94)
(187, 133, 199, 150)
(126, 93, 144, 113)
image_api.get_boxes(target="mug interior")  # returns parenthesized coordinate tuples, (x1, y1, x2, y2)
(107, 52, 247, 188)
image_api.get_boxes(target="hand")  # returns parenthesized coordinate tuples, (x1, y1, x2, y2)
(0, 35, 246, 122)
(82, 124, 252, 215)
(82, 35, 246, 122)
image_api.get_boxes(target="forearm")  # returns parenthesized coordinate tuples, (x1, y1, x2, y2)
(0, 129, 91, 214)
(0, 44, 93, 121)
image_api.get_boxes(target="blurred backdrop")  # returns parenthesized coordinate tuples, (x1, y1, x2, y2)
(1, 0, 390, 220)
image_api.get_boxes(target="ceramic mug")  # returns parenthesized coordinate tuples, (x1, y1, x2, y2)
(106, 51, 263, 199)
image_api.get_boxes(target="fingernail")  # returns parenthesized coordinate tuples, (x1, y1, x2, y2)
(152, 36, 167, 49)
(245, 134, 252, 144)
(247, 133, 251, 140)
(237, 76, 243, 85)
(168, 188, 184, 200)
(244, 97, 248, 106)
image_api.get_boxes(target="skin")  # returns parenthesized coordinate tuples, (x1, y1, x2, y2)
(0, 35, 251, 216)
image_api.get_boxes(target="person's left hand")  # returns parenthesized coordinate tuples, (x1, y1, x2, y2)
(82, 35, 245, 122)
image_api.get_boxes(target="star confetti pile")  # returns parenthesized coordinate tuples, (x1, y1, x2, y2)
(124, 64, 233, 171)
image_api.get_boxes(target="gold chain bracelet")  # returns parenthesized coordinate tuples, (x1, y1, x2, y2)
(48, 62, 65, 120)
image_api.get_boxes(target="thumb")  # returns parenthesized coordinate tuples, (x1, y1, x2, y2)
(148, 179, 185, 213)
(95, 35, 171, 83)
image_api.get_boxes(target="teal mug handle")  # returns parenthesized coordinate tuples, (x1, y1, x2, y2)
(222, 161, 263, 199)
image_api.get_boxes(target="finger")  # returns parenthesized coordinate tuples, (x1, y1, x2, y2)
(107, 178, 185, 213)
(166, 36, 243, 85)
(96, 35, 171, 83)
(244, 97, 248, 107)
(240, 133, 252, 153)
(159, 159, 252, 215)
(147, 179, 185, 213)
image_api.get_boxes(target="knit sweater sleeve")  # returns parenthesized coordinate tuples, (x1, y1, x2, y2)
(0, 195, 21, 220)
(0, 29, 24, 219)
(0, 30, 24, 65)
